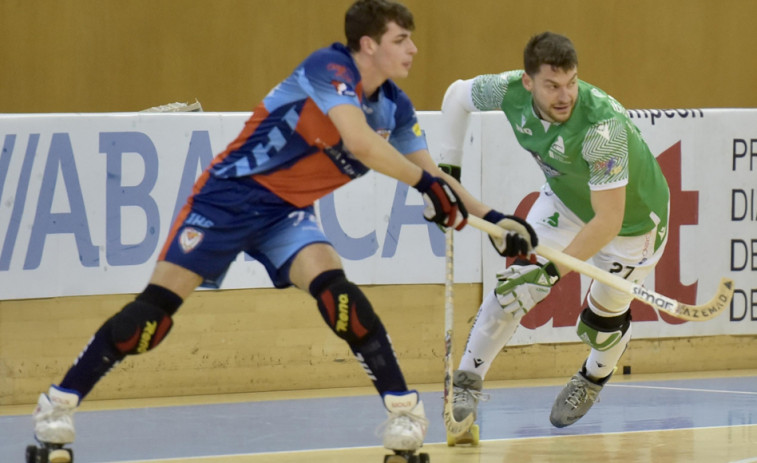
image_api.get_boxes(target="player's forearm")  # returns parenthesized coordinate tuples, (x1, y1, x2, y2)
(331, 104, 424, 186)
(556, 186, 626, 275)
(350, 130, 424, 186)
(439, 171, 491, 218)
(558, 218, 622, 276)
(438, 79, 476, 168)
(406, 150, 489, 218)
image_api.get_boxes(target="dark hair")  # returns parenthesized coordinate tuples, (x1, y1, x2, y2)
(523, 32, 578, 76)
(345, 0, 415, 52)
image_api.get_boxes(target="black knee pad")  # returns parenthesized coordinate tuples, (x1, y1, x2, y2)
(106, 284, 182, 355)
(577, 307, 632, 351)
(310, 269, 378, 344)
(580, 307, 632, 334)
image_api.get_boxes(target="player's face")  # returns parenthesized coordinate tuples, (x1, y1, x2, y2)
(523, 64, 578, 123)
(373, 21, 417, 80)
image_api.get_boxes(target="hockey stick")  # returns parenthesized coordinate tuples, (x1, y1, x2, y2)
(442, 227, 475, 436)
(467, 215, 734, 322)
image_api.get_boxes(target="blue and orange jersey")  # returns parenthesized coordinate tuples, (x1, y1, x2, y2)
(207, 42, 428, 208)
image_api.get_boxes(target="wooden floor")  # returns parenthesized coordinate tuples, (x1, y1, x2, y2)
(115, 427, 757, 463)
(3, 370, 757, 463)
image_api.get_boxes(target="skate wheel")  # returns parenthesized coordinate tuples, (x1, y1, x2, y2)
(385, 451, 428, 463)
(49, 448, 73, 463)
(26, 445, 37, 463)
(34, 446, 49, 463)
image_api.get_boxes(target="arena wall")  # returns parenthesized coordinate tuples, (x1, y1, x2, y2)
(3, 286, 757, 406)
(1, 0, 757, 113)
(1, 110, 756, 405)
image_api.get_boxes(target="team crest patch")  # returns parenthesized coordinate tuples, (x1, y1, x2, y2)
(331, 80, 356, 97)
(179, 227, 204, 253)
(593, 157, 623, 176)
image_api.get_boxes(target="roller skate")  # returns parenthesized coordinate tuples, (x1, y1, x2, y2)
(26, 385, 80, 463)
(550, 363, 613, 428)
(446, 370, 483, 446)
(381, 390, 430, 463)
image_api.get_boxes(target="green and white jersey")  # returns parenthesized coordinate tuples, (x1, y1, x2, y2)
(471, 70, 669, 238)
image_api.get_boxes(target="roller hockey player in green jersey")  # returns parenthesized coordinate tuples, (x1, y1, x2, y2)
(438, 31, 670, 430)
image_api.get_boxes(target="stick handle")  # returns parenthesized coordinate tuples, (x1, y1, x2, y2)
(466, 215, 733, 321)
(467, 215, 633, 293)
(445, 228, 455, 333)
(442, 227, 475, 435)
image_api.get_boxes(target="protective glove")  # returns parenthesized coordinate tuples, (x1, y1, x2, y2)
(414, 171, 468, 231)
(495, 259, 560, 315)
(483, 210, 538, 257)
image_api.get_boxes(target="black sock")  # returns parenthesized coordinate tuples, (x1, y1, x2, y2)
(350, 322, 407, 395)
(59, 325, 125, 399)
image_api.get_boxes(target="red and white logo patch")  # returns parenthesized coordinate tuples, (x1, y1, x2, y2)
(331, 80, 356, 97)
(179, 227, 204, 253)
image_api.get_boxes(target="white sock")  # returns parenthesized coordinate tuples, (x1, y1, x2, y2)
(458, 290, 523, 379)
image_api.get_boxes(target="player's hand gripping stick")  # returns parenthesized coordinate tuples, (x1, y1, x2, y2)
(468, 215, 734, 322)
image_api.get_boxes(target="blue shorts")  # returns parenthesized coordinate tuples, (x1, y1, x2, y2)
(160, 175, 329, 288)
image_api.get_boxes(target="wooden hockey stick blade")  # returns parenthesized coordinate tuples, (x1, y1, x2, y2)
(444, 401, 475, 436)
(467, 216, 734, 322)
(443, 356, 475, 438)
(442, 229, 475, 436)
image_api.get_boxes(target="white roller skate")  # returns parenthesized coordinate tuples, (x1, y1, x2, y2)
(381, 390, 430, 463)
(26, 385, 80, 463)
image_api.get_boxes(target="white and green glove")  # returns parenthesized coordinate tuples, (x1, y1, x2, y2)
(494, 259, 560, 315)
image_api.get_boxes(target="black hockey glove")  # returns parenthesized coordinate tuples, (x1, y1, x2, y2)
(483, 210, 538, 257)
(414, 171, 468, 231)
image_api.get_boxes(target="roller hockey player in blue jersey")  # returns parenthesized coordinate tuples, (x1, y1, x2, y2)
(28, 2, 538, 462)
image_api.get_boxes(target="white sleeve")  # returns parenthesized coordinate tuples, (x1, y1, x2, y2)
(438, 78, 477, 168)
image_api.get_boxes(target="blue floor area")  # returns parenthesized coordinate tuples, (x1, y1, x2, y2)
(2, 375, 757, 463)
